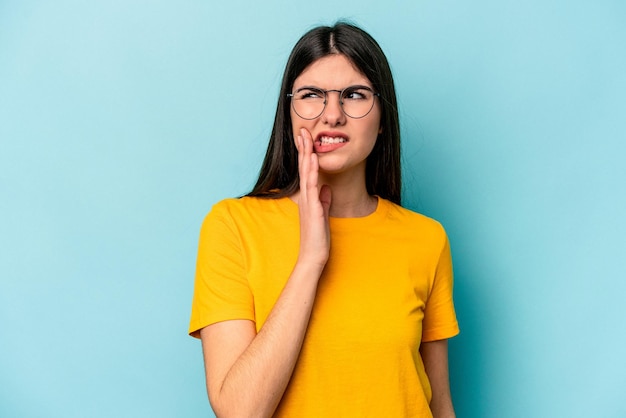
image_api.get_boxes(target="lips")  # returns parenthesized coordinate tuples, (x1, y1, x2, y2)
(313, 132, 349, 153)
(315, 132, 348, 145)
(318, 135, 347, 145)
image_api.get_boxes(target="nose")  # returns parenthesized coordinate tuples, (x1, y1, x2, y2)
(321, 91, 346, 126)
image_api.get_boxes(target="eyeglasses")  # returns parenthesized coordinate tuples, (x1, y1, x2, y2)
(287, 85, 380, 120)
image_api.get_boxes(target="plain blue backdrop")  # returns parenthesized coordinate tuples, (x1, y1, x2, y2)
(1, 1, 625, 417)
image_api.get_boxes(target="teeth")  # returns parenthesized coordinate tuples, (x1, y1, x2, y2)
(320, 136, 347, 145)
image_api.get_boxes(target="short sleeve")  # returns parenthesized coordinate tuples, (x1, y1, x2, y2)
(421, 232, 460, 342)
(188, 201, 255, 338)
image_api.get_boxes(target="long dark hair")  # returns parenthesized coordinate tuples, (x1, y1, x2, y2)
(247, 22, 401, 205)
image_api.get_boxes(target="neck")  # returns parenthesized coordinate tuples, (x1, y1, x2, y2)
(318, 170, 376, 218)
(290, 167, 377, 218)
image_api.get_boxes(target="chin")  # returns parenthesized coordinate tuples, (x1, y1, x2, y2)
(318, 167, 345, 176)
(318, 162, 364, 178)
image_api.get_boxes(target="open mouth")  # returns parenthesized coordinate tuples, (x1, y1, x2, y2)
(317, 135, 348, 145)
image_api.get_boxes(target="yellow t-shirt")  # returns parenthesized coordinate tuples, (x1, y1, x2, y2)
(189, 196, 459, 417)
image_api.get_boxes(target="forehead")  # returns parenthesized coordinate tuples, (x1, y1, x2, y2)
(293, 54, 372, 88)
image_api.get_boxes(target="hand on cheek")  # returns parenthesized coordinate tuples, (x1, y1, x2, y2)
(296, 128, 331, 271)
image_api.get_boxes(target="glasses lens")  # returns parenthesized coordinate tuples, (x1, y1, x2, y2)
(290, 86, 377, 119)
(291, 88, 325, 119)
(341, 86, 376, 119)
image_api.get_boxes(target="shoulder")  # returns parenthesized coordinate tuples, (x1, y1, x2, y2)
(208, 195, 277, 215)
(382, 199, 446, 232)
(380, 198, 448, 245)
(203, 196, 295, 228)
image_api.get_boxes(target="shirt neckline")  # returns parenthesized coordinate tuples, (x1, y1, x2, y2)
(278, 195, 390, 227)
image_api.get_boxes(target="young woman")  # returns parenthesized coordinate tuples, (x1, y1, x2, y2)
(189, 22, 459, 418)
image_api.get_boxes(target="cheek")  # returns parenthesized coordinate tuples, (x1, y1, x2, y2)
(291, 111, 316, 137)
(290, 108, 302, 127)
(290, 111, 302, 140)
(365, 114, 383, 140)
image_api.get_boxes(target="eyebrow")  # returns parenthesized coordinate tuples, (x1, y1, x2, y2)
(293, 84, 374, 92)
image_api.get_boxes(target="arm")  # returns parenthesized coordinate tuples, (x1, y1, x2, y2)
(200, 129, 331, 418)
(420, 339, 456, 418)
(200, 262, 321, 417)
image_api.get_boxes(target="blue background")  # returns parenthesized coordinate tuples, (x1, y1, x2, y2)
(1, 1, 625, 417)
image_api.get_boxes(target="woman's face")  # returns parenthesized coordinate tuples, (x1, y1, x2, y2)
(290, 54, 382, 179)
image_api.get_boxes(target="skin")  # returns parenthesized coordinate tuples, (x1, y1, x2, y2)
(200, 131, 327, 418)
(421, 339, 456, 418)
(199, 54, 455, 417)
(290, 54, 381, 217)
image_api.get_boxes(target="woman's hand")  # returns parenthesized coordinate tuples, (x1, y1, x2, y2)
(295, 128, 331, 272)
(198, 128, 331, 417)
(200, 129, 330, 416)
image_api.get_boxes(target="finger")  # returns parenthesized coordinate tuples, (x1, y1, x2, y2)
(302, 129, 313, 158)
(300, 128, 313, 145)
(300, 136, 310, 174)
(319, 184, 332, 216)
(300, 132, 314, 181)
(299, 138, 311, 202)
(301, 130, 314, 180)
(298, 128, 319, 207)
(307, 152, 319, 191)
(296, 135, 303, 171)
(295, 133, 301, 152)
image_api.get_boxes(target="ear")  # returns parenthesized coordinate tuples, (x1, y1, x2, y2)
(378, 125, 383, 135)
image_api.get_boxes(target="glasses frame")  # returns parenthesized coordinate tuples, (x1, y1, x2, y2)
(287, 85, 380, 120)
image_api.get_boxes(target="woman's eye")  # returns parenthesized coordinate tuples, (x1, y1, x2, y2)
(298, 89, 324, 100)
(344, 89, 369, 100)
